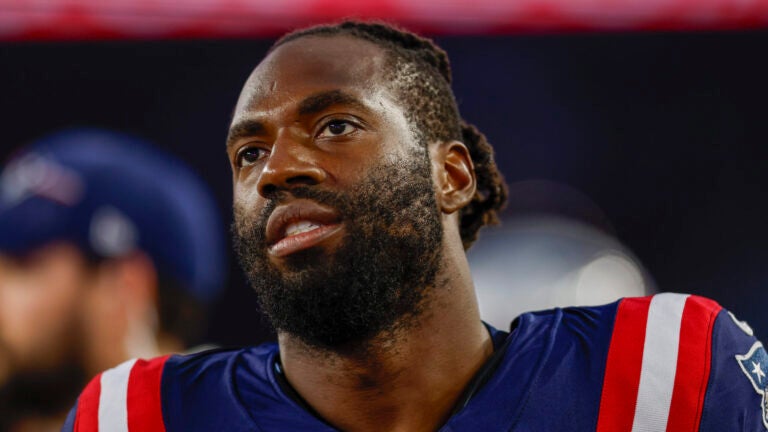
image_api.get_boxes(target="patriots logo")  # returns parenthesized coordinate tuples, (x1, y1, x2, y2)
(736, 342, 768, 429)
(763, 386, 768, 430)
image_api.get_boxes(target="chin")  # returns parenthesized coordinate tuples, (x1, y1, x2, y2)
(273, 246, 331, 272)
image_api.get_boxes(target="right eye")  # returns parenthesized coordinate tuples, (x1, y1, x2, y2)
(236, 147, 269, 167)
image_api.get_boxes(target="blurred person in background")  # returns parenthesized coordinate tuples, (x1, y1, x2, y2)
(67, 22, 767, 431)
(0, 129, 225, 431)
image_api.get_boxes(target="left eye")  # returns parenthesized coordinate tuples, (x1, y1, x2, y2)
(318, 120, 356, 137)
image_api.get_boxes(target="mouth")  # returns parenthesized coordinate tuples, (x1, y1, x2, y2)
(270, 222, 343, 257)
(265, 199, 343, 258)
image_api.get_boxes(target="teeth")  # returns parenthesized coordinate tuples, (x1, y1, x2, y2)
(284, 221, 321, 237)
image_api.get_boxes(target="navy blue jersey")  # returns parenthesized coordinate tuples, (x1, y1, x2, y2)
(63, 293, 768, 431)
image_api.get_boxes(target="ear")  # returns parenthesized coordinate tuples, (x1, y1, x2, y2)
(84, 252, 160, 368)
(112, 252, 161, 358)
(114, 252, 158, 316)
(430, 140, 477, 214)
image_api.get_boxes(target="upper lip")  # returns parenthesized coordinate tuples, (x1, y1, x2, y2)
(265, 199, 341, 245)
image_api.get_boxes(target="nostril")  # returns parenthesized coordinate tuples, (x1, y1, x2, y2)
(260, 175, 318, 197)
(261, 183, 277, 196)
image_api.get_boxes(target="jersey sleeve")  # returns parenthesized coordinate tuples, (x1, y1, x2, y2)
(61, 399, 78, 431)
(699, 308, 768, 431)
(596, 293, 766, 431)
(61, 355, 170, 432)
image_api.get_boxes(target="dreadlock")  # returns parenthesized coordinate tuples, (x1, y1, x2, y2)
(272, 21, 508, 249)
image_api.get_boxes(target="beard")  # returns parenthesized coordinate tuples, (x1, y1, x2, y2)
(232, 151, 444, 350)
(0, 331, 86, 427)
(0, 364, 86, 428)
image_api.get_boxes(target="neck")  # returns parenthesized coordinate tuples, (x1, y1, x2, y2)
(278, 249, 492, 432)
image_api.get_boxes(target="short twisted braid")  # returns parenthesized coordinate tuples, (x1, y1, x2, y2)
(273, 21, 508, 249)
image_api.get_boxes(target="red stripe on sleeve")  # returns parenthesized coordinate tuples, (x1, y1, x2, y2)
(126, 355, 171, 432)
(596, 296, 652, 432)
(665, 296, 721, 432)
(74, 373, 102, 432)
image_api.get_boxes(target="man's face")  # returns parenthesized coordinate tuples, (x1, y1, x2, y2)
(0, 243, 87, 417)
(228, 35, 445, 348)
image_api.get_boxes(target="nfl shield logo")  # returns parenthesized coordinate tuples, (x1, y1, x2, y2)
(736, 341, 768, 430)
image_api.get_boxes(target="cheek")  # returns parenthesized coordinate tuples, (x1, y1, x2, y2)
(233, 187, 263, 229)
(0, 266, 83, 366)
(234, 170, 264, 206)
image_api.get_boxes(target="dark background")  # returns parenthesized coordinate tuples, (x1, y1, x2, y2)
(1, 30, 766, 344)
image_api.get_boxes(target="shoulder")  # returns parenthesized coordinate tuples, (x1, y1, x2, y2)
(509, 293, 764, 431)
(516, 293, 723, 343)
(63, 355, 172, 432)
(63, 344, 280, 431)
(591, 293, 766, 431)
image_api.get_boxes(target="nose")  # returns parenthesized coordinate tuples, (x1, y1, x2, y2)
(256, 130, 326, 197)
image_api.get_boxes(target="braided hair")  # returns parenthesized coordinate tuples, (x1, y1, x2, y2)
(272, 21, 508, 249)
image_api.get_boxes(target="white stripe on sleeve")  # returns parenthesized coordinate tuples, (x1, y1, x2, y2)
(98, 358, 137, 432)
(631, 292, 689, 432)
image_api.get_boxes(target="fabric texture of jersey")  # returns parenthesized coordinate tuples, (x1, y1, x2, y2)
(62, 293, 767, 431)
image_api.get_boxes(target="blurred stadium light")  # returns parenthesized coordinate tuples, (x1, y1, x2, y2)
(468, 179, 655, 329)
(469, 215, 654, 330)
(1, 0, 767, 40)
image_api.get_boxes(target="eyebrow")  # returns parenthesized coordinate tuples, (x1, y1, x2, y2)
(226, 90, 371, 149)
(297, 90, 369, 116)
(226, 119, 265, 150)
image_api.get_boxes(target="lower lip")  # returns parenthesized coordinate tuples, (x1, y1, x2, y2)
(268, 224, 343, 257)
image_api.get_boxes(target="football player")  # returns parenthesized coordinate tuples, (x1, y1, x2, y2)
(65, 22, 767, 431)
(0, 129, 225, 431)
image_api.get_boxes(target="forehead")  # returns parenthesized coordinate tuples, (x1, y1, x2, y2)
(234, 35, 391, 115)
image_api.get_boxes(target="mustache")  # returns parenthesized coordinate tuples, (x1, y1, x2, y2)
(236, 186, 349, 237)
